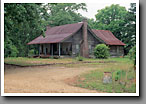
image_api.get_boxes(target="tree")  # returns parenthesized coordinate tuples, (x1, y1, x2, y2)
(45, 3, 87, 26)
(124, 3, 136, 54)
(95, 4, 128, 41)
(87, 18, 97, 29)
(4, 3, 48, 57)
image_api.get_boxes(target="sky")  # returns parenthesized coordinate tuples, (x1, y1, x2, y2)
(78, 3, 130, 20)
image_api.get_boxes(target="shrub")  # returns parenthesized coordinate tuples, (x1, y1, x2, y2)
(28, 49, 35, 57)
(10, 45, 19, 57)
(76, 55, 84, 61)
(128, 46, 136, 65)
(94, 44, 110, 59)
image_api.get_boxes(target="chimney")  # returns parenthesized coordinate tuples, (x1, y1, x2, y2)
(82, 19, 89, 58)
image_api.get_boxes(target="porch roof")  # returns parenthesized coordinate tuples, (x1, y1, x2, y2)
(27, 22, 83, 45)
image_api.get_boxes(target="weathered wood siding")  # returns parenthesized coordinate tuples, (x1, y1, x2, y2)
(87, 30, 102, 57)
(39, 29, 124, 57)
(109, 45, 124, 56)
(64, 29, 82, 56)
(64, 29, 102, 57)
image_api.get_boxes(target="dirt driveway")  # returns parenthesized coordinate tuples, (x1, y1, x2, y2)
(4, 64, 101, 93)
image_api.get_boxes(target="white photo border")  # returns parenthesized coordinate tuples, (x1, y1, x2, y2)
(1, 0, 139, 96)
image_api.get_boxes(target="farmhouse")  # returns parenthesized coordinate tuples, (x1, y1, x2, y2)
(27, 20, 125, 58)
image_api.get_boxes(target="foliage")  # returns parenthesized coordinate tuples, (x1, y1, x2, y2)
(76, 55, 84, 61)
(124, 3, 136, 54)
(87, 18, 96, 29)
(114, 70, 126, 81)
(28, 49, 35, 57)
(95, 4, 128, 40)
(4, 3, 48, 57)
(94, 44, 110, 59)
(128, 46, 136, 65)
(46, 3, 87, 26)
(76, 67, 136, 93)
(4, 36, 18, 57)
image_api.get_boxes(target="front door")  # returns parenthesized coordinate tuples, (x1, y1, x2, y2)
(53, 43, 57, 55)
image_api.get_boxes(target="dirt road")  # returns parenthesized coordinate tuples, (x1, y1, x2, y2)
(4, 64, 101, 93)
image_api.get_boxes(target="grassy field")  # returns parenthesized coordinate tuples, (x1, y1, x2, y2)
(4, 57, 76, 66)
(4, 57, 128, 66)
(73, 58, 136, 93)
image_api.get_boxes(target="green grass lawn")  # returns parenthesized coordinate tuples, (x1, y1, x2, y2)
(4, 57, 130, 66)
(4, 57, 77, 66)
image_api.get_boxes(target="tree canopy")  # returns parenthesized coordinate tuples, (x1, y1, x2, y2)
(46, 3, 87, 26)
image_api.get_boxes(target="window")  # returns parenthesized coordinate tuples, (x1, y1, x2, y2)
(110, 46, 116, 52)
(89, 45, 92, 53)
(76, 44, 79, 50)
(76, 44, 79, 53)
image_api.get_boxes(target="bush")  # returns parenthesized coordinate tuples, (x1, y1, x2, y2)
(128, 46, 136, 65)
(10, 45, 19, 57)
(76, 55, 84, 61)
(28, 49, 35, 57)
(94, 44, 110, 59)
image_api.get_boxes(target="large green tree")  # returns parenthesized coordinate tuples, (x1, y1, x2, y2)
(4, 3, 48, 57)
(46, 3, 87, 26)
(124, 3, 136, 54)
(95, 4, 128, 40)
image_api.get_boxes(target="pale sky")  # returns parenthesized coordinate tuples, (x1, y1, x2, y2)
(78, 3, 130, 20)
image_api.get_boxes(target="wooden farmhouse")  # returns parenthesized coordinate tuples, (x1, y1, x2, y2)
(27, 20, 125, 58)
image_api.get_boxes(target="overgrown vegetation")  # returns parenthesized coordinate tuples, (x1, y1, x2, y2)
(5, 57, 129, 66)
(94, 44, 110, 59)
(4, 57, 75, 66)
(74, 58, 136, 93)
(76, 55, 84, 61)
(128, 46, 136, 66)
(28, 49, 35, 57)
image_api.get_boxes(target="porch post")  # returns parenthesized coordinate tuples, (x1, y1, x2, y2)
(51, 43, 53, 56)
(39, 44, 40, 56)
(44, 44, 46, 55)
(59, 43, 61, 56)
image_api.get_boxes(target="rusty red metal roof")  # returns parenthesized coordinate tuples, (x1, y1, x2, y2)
(92, 30, 126, 45)
(27, 22, 83, 45)
(28, 22, 125, 46)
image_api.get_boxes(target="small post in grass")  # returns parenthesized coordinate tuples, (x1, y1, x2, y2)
(103, 72, 112, 84)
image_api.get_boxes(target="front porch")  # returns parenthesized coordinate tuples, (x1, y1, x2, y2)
(38, 42, 72, 57)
